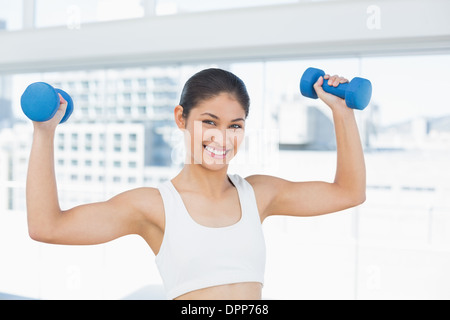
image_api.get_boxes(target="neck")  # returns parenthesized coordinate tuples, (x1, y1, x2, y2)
(174, 164, 232, 197)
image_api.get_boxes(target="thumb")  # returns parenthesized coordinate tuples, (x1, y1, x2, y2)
(59, 93, 67, 106)
(55, 93, 68, 120)
(58, 93, 68, 110)
(313, 76, 325, 97)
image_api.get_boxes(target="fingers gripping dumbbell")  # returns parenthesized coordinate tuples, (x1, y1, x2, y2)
(21, 82, 74, 123)
(300, 67, 372, 110)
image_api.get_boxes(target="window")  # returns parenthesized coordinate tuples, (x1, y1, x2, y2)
(35, 0, 145, 28)
(138, 92, 147, 101)
(1, 0, 310, 32)
(3, 55, 450, 300)
(138, 106, 147, 115)
(128, 161, 137, 168)
(123, 106, 132, 115)
(0, 0, 23, 31)
(123, 79, 132, 88)
(129, 145, 137, 153)
(138, 78, 147, 87)
(122, 93, 131, 101)
(155, 0, 300, 16)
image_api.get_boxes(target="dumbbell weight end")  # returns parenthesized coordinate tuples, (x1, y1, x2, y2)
(21, 82, 74, 124)
(344, 77, 372, 111)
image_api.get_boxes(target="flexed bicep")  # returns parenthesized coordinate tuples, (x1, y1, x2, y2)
(31, 188, 161, 246)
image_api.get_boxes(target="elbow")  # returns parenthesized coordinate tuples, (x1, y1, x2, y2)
(349, 190, 366, 207)
(355, 192, 366, 206)
(27, 206, 62, 243)
(28, 228, 43, 242)
(27, 216, 56, 244)
(338, 186, 366, 209)
(336, 183, 366, 209)
(28, 226, 54, 243)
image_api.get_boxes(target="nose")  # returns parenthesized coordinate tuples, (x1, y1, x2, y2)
(204, 127, 226, 144)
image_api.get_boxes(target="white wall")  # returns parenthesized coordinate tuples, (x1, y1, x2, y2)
(0, 0, 449, 73)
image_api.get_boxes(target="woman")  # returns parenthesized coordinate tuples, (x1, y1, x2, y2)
(26, 68, 366, 300)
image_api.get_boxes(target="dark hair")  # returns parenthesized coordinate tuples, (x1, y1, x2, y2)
(179, 68, 250, 119)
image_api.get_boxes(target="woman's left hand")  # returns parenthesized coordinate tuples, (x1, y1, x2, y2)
(313, 74, 350, 112)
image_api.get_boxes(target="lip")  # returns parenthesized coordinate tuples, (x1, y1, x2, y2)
(203, 144, 231, 159)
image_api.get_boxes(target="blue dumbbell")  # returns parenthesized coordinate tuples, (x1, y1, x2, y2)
(300, 67, 372, 110)
(21, 82, 74, 123)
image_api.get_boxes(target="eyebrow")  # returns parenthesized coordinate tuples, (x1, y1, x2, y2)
(200, 112, 245, 122)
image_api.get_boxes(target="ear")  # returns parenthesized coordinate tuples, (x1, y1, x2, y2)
(174, 105, 186, 129)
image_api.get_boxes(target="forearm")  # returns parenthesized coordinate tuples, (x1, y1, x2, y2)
(332, 108, 366, 201)
(26, 129, 62, 238)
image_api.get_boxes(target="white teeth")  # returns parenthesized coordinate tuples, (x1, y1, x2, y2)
(205, 145, 226, 156)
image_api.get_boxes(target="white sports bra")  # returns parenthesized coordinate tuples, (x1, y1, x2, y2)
(155, 174, 266, 300)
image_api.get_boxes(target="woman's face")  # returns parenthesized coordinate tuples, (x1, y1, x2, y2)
(175, 92, 246, 171)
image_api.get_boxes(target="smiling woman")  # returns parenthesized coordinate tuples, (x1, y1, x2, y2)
(174, 94, 247, 167)
(25, 66, 366, 300)
(174, 68, 249, 167)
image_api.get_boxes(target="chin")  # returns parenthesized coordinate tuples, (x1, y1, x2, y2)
(200, 162, 230, 172)
(187, 154, 236, 171)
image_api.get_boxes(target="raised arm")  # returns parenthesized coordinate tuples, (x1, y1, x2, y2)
(26, 95, 161, 246)
(248, 74, 366, 220)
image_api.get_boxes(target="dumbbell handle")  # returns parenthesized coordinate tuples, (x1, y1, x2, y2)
(320, 79, 348, 100)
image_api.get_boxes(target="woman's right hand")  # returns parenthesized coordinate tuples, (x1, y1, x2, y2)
(32, 93, 68, 133)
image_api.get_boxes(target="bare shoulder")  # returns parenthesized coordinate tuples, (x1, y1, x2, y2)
(245, 175, 288, 221)
(113, 187, 165, 227)
(245, 174, 287, 188)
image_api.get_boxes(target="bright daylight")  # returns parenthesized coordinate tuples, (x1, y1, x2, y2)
(1, 0, 450, 304)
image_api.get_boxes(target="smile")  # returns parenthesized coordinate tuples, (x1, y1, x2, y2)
(203, 145, 229, 158)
